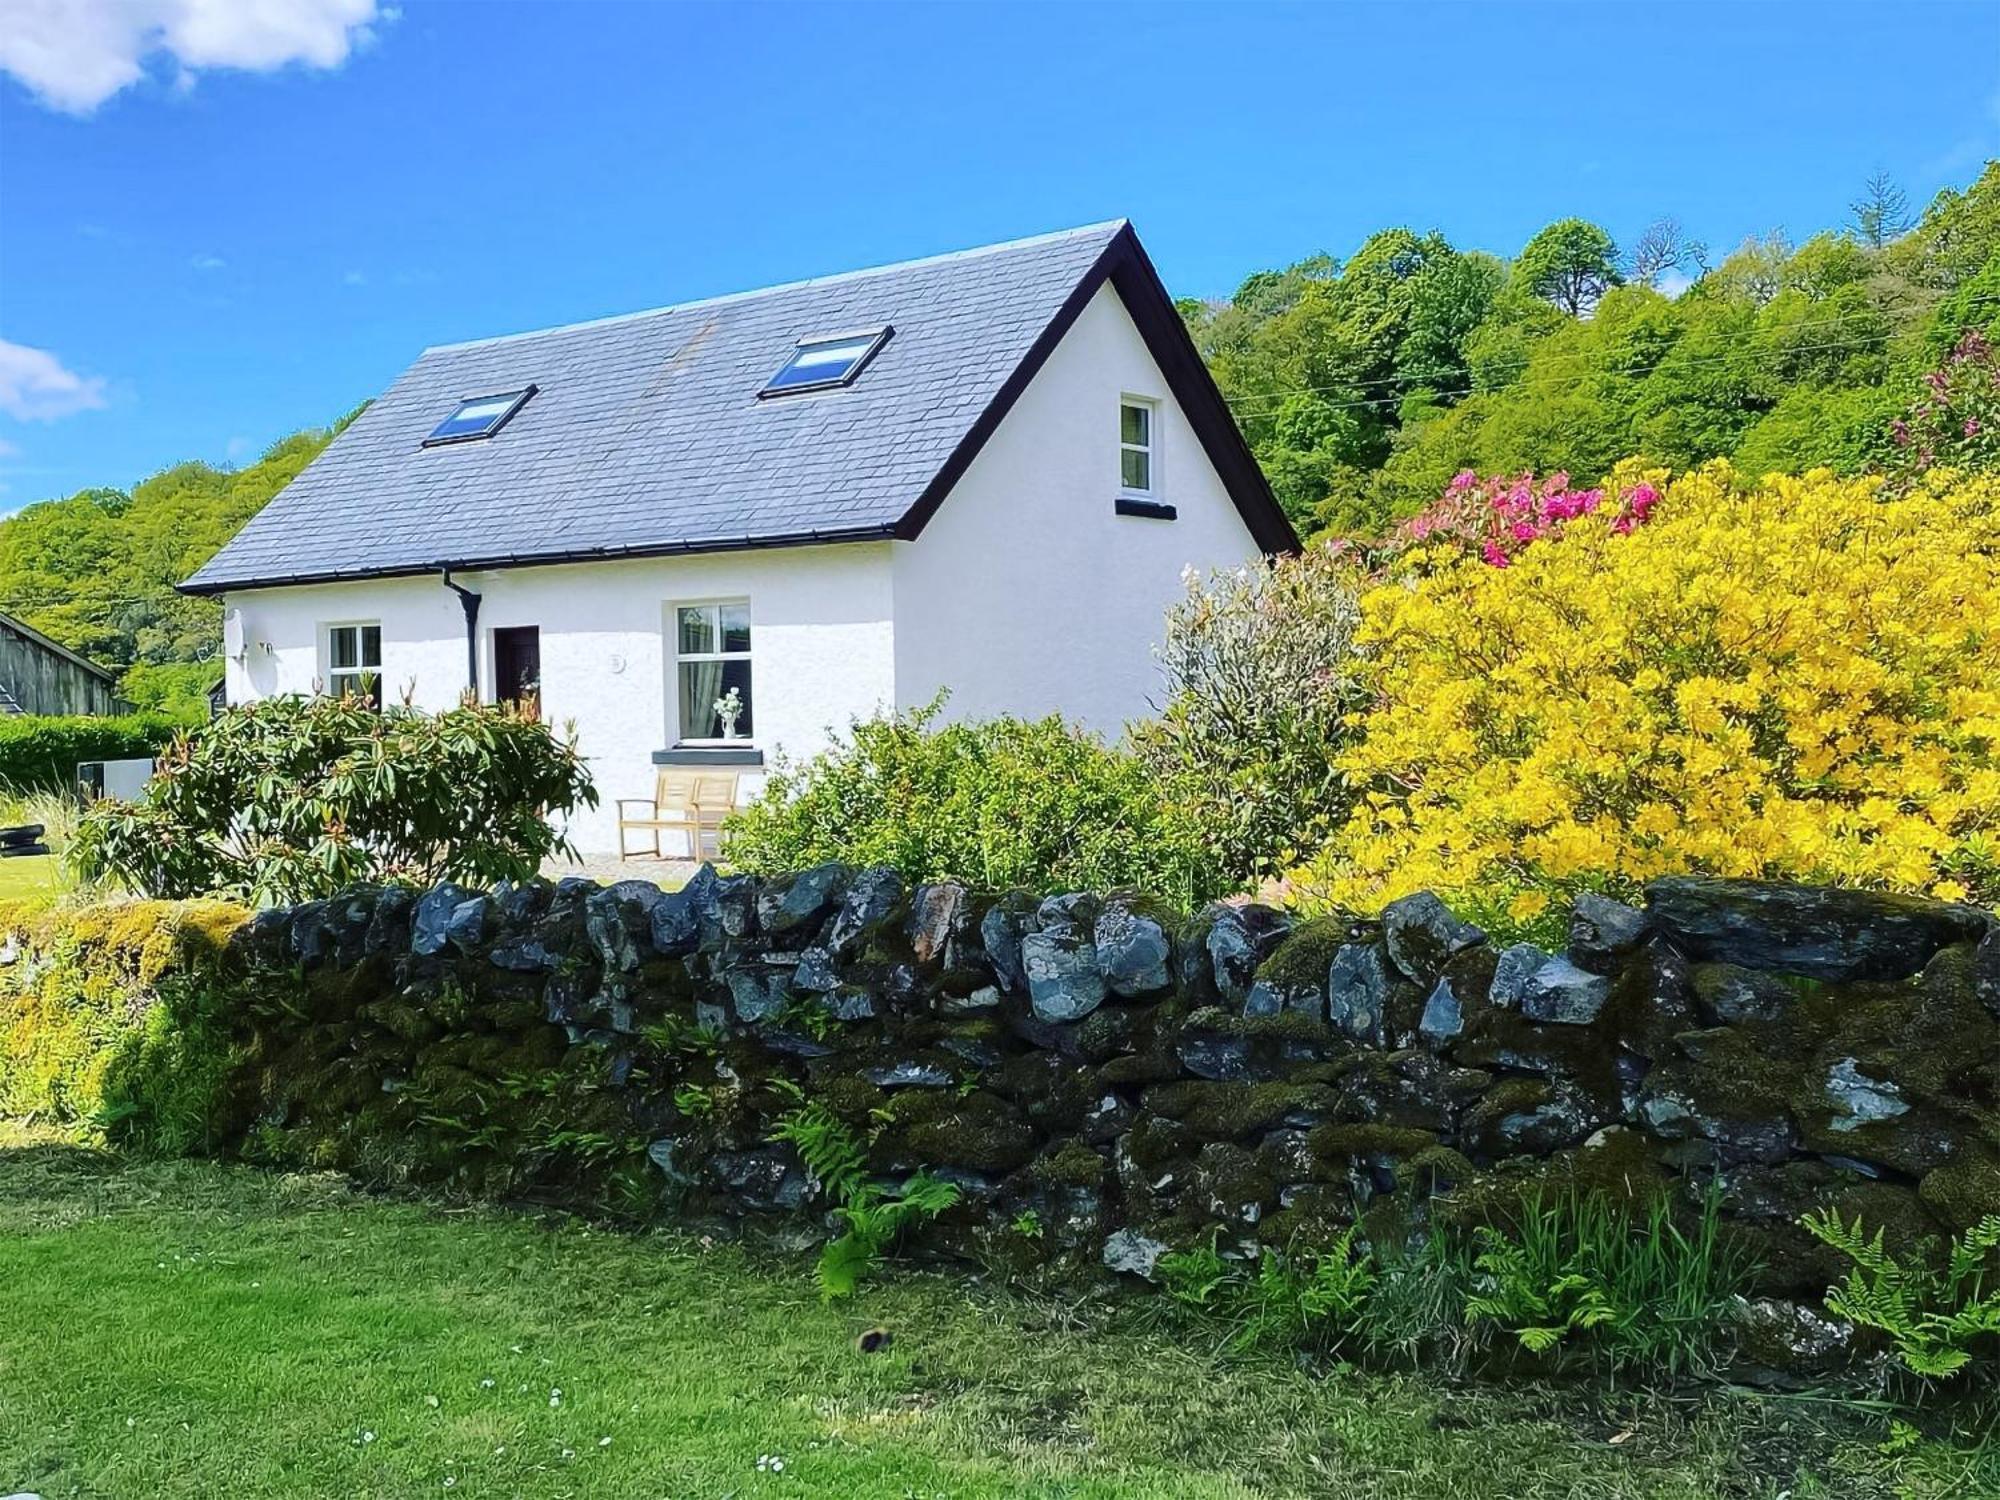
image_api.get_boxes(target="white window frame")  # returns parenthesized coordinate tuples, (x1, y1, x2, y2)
(322, 621, 382, 704)
(672, 598, 753, 745)
(1119, 395, 1159, 496)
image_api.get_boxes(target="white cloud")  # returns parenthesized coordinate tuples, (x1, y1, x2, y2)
(1655, 270, 1697, 301)
(0, 438, 20, 459)
(0, 338, 110, 421)
(191, 252, 226, 270)
(0, 0, 383, 115)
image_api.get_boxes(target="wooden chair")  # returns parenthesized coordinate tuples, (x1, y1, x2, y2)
(617, 770, 738, 860)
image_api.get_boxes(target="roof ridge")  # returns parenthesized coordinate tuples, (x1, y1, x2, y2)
(421, 219, 1130, 354)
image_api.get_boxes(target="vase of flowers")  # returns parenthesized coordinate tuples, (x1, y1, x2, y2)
(714, 686, 744, 740)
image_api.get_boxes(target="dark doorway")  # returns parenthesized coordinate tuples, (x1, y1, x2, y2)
(494, 626, 541, 710)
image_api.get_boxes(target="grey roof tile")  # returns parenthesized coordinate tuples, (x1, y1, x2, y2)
(185, 221, 1129, 591)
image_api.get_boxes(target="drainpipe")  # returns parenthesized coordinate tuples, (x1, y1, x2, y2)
(439, 568, 482, 698)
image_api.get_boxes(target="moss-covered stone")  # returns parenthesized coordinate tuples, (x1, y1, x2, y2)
(1918, 1150, 2000, 1230)
(1139, 1080, 1338, 1142)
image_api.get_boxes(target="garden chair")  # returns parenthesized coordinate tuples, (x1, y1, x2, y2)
(616, 770, 738, 860)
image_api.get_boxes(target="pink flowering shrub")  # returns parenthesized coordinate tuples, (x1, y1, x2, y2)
(1893, 330, 2000, 479)
(1396, 467, 1663, 566)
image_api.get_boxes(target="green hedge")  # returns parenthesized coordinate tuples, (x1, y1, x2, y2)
(0, 713, 190, 795)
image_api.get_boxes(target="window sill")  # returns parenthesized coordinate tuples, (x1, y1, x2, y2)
(653, 745, 765, 767)
(1115, 496, 1177, 520)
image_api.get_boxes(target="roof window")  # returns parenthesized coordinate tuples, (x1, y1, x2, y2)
(758, 328, 891, 397)
(423, 386, 535, 446)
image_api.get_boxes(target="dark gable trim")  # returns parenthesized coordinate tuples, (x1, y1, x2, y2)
(894, 223, 1297, 556)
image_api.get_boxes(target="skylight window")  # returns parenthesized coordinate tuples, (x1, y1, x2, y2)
(758, 328, 891, 397)
(423, 386, 535, 446)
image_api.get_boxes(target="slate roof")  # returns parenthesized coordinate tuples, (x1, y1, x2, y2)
(183, 221, 1290, 594)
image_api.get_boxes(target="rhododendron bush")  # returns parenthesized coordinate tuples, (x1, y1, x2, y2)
(1291, 462, 2000, 921)
(1396, 463, 1665, 567)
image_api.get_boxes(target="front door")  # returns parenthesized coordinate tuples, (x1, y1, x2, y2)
(494, 626, 541, 710)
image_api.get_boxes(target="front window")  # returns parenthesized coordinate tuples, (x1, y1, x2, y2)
(675, 600, 752, 742)
(326, 623, 382, 706)
(1120, 398, 1155, 493)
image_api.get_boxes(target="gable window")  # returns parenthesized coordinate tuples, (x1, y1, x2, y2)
(675, 601, 753, 742)
(423, 386, 536, 446)
(1119, 398, 1156, 493)
(325, 622, 382, 706)
(759, 327, 892, 397)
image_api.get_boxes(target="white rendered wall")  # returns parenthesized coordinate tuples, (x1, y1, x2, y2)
(220, 543, 896, 852)
(890, 281, 1264, 738)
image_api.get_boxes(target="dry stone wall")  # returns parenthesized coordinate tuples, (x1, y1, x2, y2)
(228, 866, 2000, 1315)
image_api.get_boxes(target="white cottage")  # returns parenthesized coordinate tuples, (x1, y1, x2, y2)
(182, 221, 1295, 852)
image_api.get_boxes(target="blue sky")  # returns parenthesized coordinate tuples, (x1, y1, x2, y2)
(1, 0, 1995, 512)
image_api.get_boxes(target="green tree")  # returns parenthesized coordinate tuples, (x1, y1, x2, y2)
(1514, 218, 1623, 315)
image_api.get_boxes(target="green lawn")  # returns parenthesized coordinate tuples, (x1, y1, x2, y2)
(0, 1130, 1992, 1500)
(0, 854, 55, 903)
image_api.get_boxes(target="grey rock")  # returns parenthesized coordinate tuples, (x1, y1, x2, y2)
(909, 883, 972, 967)
(1518, 956, 1611, 1025)
(826, 865, 904, 955)
(1568, 891, 1651, 972)
(649, 887, 702, 957)
(1021, 926, 1105, 1023)
(1327, 942, 1391, 1043)
(938, 985, 1001, 1016)
(607, 878, 665, 912)
(791, 946, 841, 993)
(410, 883, 470, 957)
(1177, 1031, 1254, 1082)
(710, 872, 759, 944)
(1102, 1228, 1172, 1281)
(646, 1137, 692, 1184)
(1692, 963, 1794, 1024)
(1644, 876, 1993, 982)
(488, 935, 558, 973)
(1636, 1088, 1798, 1165)
(1243, 975, 1323, 1019)
(1095, 901, 1172, 996)
(821, 988, 877, 1023)
(445, 896, 490, 954)
(1489, 943, 1552, 1008)
(288, 900, 333, 968)
(1419, 978, 1465, 1044)
(862, 1060, 955, 1088)
(709, 1147, 812, 1212)
(238, 906, 292, 967)
(493, 878, 552, 925)
(1825, 1058, 1909, 1132)
(1381, 891, 1486, 983)
(980, 892, 1037, 992)
(1732, 1296, 1855, 1379)
(584, 889, 640, 972)
(364, 886, 413, 956)
(725, 965, 792, 1023)
(1976, 926, 2000, 1021)
(757, 861, 849, 938)
(1205, 904, 1290, 1006)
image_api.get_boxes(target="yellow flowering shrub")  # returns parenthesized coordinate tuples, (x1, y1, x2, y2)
(1292, 462, 2000, 921)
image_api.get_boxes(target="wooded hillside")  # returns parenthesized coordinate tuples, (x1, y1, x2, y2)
(2, 164, 1995, 700)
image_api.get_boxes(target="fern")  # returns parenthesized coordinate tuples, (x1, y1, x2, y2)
(1159, 1234, 1377, 1355)
(771, 1104, 958, 1300)
(1804, 1210, 2000, 1379)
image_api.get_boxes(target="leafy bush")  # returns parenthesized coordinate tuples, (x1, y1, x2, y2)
(1134, 547, 1367, 887)
(1463, 1189, 1753, 1379)
(1892, 329, 2000, 479)
(70, 694, 597, 906)
(0, 713, 189, 795)
(0, 899, 250, 1153)
(726, 696, 1229, 902)
(1159, 1234, 1378, 1356)
(1805, 1209, 2000, 1380)
(1294, 462, 2000, 919)
(771, 1102, 959, 1300)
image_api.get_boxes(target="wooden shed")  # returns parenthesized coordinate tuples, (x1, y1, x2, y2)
(0, 610, 127, 716)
